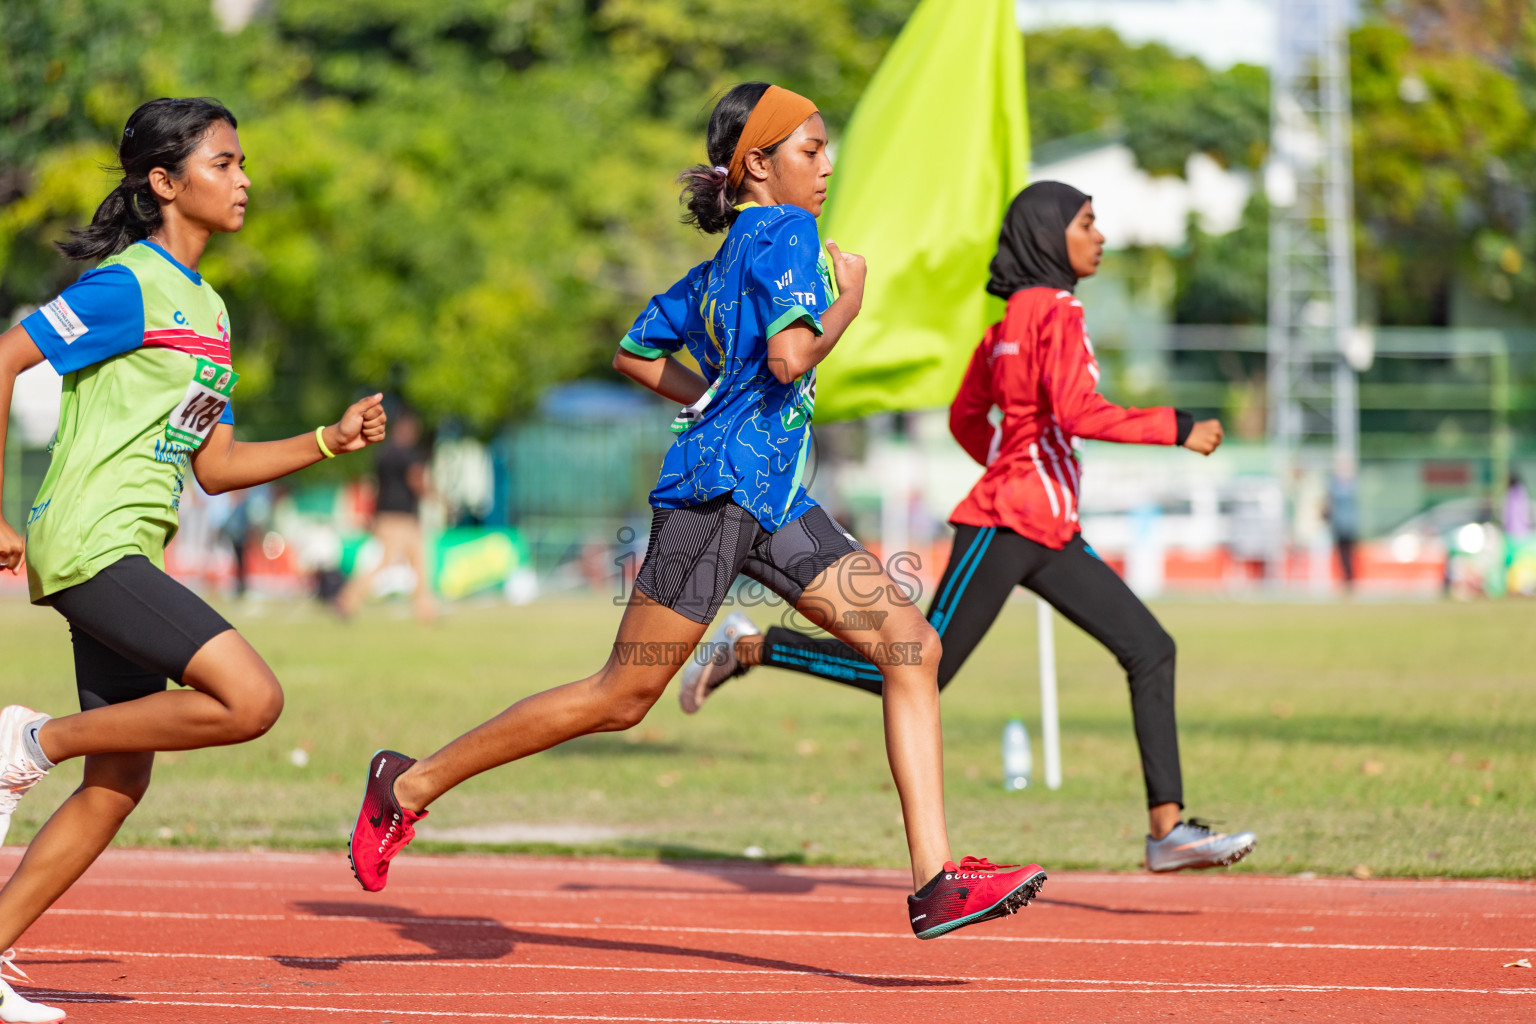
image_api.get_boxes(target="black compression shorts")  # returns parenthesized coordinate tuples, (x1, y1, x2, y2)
(634, 495, 862, 624)
(42, 555, 235, 710)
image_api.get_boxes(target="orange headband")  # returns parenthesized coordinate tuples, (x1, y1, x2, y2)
(727, 86, 819, 190)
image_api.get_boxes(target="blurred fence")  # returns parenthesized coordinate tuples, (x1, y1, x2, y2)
(4, 326, 1530, 599)
(1092, 325, 1536, 537)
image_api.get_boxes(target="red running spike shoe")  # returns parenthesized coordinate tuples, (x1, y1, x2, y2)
(907, 856, 1046, 939)
(348, 750, 427, 892)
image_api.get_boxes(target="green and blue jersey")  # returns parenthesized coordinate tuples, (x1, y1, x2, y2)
(621, 204, 832, 532)
(20, 241, 237, 601)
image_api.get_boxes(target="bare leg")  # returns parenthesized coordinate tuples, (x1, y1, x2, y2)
(786, 551, 949, 889)
(394, 590, 706, 811)
(402, 516, 436, 623)
(36, 630, 284, 763)
(337, 520, 386, 617)
(1149, 802, 1180, 839)
(0, 752, 153, 950)
(736, 633, 766, 666)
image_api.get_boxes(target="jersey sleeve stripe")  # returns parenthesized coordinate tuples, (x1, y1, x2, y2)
(764, 304, 820, 339)
(619, 336, 670, 359)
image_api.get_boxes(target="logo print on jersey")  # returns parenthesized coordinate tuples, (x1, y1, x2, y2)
(216, 311, 229, 345)
(40, 295, 89, 344)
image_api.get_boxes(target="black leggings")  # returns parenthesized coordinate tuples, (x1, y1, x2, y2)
(760, 525, 1183, 808)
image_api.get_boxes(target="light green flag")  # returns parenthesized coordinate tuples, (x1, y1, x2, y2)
(816, 0, 1029, 421)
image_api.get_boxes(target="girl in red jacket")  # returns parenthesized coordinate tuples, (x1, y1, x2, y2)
(681, 181, 1256, 872)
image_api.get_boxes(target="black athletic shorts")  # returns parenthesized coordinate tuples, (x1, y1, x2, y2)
(41, 554, 235, 711)
(634, 495, 863, 624)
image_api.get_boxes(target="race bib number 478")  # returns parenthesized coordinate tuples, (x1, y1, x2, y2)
(165, 357, 238, 447)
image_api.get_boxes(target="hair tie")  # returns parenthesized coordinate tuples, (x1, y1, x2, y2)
(124, 126, 135, 138)
(713, 165, 729, 177)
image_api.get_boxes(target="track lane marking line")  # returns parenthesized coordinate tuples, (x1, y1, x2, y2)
(42, 984, 1536, 997)
(32, 913, 1536, 954)
(49, 852, 1536, 893)
(31, 998, 872, 1022)
(63, 879, 1536, 920)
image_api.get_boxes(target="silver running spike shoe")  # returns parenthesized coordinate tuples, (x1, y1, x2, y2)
(0, 707, 51, 847)
(1146, 818, 1257, 872)
(679, 612, 760, 715)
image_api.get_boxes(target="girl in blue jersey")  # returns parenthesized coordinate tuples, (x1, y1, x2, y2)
(352, 83, 1047, 939)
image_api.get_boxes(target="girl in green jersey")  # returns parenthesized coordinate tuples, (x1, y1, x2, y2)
(0, 98, 386, 1021)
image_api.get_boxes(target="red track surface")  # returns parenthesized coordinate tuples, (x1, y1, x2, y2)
(7, 848, 1534, 1023)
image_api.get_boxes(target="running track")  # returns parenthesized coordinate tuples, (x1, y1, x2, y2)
(7, 849, 1534, 1023)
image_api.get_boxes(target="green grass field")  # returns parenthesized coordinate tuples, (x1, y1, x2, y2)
(4, 594, 1532, 878)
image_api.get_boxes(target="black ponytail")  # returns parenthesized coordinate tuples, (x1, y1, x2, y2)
(58, 97, 238, 263)
(679, 82, 787, 234)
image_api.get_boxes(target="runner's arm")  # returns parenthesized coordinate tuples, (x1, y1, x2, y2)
(949, 343, 999, 466)
(765, 240, 864, 384)
(1043, 306, 1179, 444)
(0, 325, 47, 571)
(612, 349, 710, 404)
(193, 393, 387, 494)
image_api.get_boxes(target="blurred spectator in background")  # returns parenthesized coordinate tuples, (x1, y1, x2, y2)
(217, 488, 271, 599)
(339, 411, 435, 622)
(1327, 456, 1360, 592)
(1504, 473, 1530, 543)
(431, 426, 495, 527)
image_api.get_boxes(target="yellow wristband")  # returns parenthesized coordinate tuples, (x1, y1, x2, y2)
(315, 425, 337, 459)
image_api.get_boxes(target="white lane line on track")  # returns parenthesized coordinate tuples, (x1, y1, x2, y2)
(22, 950, 869, 976)
(27, 951, 1536, 994)
(23, 951, 1536, 995)
(54, 984, 1536, 997)
(61, 851, 912, 882)
(33, 987, 1536, 1012)
(36, 998, 871, 1022)
(65, 878, 1536, 920)
(51, 851, 1536, 893)
(71, 878, 899, 906)
(35, 911, 1536, 954)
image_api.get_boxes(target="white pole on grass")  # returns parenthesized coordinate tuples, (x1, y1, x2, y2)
(1036, 597, 1062, 790)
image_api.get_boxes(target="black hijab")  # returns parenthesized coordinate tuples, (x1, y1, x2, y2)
(986, 181, 1092, 299)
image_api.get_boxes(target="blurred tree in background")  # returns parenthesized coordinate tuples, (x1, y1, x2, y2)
(1352, 0, 1536, 325)
(0, 0, 918, 435)
(1023, 27, 1268, 176)
(1025, 7, 1536, 330)
(3, 0, 1535, 438)
(1023, 27, 1273, 326)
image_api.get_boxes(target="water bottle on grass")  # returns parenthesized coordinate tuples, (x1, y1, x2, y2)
(1002, 718, 1032, 790)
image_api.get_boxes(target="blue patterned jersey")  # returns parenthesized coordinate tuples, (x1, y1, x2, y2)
(621, 204, 833, 532)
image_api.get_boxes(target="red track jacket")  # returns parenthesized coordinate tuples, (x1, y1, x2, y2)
(948, 287, 1179, 549)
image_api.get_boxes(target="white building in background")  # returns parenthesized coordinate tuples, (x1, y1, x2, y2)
(1016, 0, 1276, 69)
(1030, 139, 1254, 250)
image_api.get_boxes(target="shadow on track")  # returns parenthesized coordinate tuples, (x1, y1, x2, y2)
(557, 854, 908, 897)
(1037, 896, 1197, 917)
(274, 901, 963, 988)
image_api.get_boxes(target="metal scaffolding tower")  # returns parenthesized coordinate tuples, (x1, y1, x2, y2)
(1267, 0, 1359, 477)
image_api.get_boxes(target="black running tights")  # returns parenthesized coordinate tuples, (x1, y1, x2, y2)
(760, 525, 1183, 808)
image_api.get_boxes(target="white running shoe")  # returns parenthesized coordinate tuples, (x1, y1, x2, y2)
(0, 707, 51, 847)
(0, 951, 65, 1023)
(679, 612, 760, 715)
